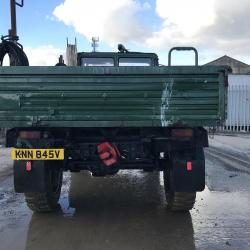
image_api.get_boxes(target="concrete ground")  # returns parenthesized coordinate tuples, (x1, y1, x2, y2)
(0, 135, 250, 250)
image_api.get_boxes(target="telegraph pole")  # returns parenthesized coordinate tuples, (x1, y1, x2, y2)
(8, 0, 24, 40)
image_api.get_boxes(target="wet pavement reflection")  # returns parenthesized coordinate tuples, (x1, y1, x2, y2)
(1, 166, 250, 250)
(1, 136, 250, 250)
(26, 171, 196, 250)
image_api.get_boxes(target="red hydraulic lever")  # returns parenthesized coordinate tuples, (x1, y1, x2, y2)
(97, 142, 120, 166)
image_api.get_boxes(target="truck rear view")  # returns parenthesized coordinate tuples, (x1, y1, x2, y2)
(0, 46, 230, 212)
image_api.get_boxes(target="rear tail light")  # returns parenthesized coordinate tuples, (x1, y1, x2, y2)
(19, 131, 41, 139)
(186, 161, 192, 171)
(171, 129, 193, 137)
(26, 161, 32, 171)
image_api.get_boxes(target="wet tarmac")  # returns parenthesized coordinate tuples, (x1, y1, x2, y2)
(0, 136, 250, 250)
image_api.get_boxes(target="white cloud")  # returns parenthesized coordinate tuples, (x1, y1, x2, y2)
(53, 0, 151, 46)
(2, 45, 64, 66)
(146, 0, 216, 49)
(145, 0, 250, 63)
(50, 0, 250, 63)
(156, 0, 215, 37)
(25, 45, 65, 66)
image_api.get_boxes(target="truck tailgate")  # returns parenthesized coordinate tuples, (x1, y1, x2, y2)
(0, 66, 229, 128)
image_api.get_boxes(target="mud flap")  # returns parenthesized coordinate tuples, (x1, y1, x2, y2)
(171, 148, 205, 192)
(14, 160, 48, 193)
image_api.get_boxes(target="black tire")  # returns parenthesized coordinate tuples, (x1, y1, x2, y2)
(163, 169, 196, 212)
(0, 40, 29, 66)
(25, 162, 63, 212)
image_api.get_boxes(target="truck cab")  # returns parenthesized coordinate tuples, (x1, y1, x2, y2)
(77, 51, 159, 67)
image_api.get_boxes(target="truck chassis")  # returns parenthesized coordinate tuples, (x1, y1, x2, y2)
(8, 126, 207, 212)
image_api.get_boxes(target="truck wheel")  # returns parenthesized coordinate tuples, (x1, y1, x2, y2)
(24, 162, 63, 212)
(163, 147, 204, 211)
(163, 164, 196, 212)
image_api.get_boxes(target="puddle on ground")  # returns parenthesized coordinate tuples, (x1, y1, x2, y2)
(0, 170, 249, 250)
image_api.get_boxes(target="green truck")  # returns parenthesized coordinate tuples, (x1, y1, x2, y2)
(0, 46, 230, 212)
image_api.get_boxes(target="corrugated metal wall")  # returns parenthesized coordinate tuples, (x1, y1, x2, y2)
(220, 74, 250, 132)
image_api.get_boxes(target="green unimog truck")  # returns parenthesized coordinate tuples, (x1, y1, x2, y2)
(0, 44, 230, 212)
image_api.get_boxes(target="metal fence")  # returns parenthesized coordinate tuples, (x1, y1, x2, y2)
(218, 74, 250, 132)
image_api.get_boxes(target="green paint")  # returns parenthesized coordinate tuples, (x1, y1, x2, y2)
(0, 66, 230, 128)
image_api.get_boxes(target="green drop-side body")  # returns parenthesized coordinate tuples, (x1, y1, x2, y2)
(0, 65, 229, 128)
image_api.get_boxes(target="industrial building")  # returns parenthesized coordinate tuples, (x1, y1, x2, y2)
(206, 56, 250, 132)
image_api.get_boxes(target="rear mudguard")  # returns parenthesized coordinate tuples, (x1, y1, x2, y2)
(13, 138, 64, 193)
(14, 160, 48, 193)
(170, 147, 205, 192)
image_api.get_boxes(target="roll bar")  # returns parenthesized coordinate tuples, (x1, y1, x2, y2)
(168, 47, 198, 66)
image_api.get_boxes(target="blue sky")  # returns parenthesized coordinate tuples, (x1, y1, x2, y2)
(1, 0, 77, 48)
(1, 0, 250, 66)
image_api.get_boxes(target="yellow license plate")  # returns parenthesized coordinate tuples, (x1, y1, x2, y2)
(11, 148, 64, 160)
